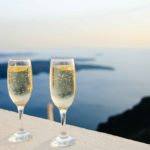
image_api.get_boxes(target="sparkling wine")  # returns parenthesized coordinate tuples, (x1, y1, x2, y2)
(8, 66, 32, 106)
(50, 65, 76, 110)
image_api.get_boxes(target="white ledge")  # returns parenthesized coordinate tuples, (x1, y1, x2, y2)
(0, 109, 149, 150)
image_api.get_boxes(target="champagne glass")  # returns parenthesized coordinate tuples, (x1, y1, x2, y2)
(50, 58, 76, 147)
(7, 59, 33, 142)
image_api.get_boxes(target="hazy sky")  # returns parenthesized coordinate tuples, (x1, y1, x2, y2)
(0, 0, 150, 50)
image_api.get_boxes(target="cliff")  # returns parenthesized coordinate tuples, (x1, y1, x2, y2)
(97, 96, 150, 144)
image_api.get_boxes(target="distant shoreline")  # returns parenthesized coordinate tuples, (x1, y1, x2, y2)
(0, 60, 114, 79)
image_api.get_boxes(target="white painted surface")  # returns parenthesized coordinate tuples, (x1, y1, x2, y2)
(0, 109, 149, 150)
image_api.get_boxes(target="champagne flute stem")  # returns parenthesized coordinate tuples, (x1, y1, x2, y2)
(60, 109, 67, 137)
(18, 106, 24, 131)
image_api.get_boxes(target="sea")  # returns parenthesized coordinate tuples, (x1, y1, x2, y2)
(0, 49, 150, 130)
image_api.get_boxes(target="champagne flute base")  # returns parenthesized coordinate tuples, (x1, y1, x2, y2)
(8, 130, 32, 143)
(51, 135, 75, 147)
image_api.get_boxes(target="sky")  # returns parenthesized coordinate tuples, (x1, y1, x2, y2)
(0, 0, 150, 50)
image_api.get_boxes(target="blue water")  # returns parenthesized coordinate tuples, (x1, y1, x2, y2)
(0, 49, 150, 130)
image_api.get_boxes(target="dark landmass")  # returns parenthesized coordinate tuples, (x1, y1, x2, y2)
(95, 53, 102, 56)
(0, 52, 35, 58)
(75, 58, 95, 62)
(0, 60, 114, 79)
(97, 96, 150, 144)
